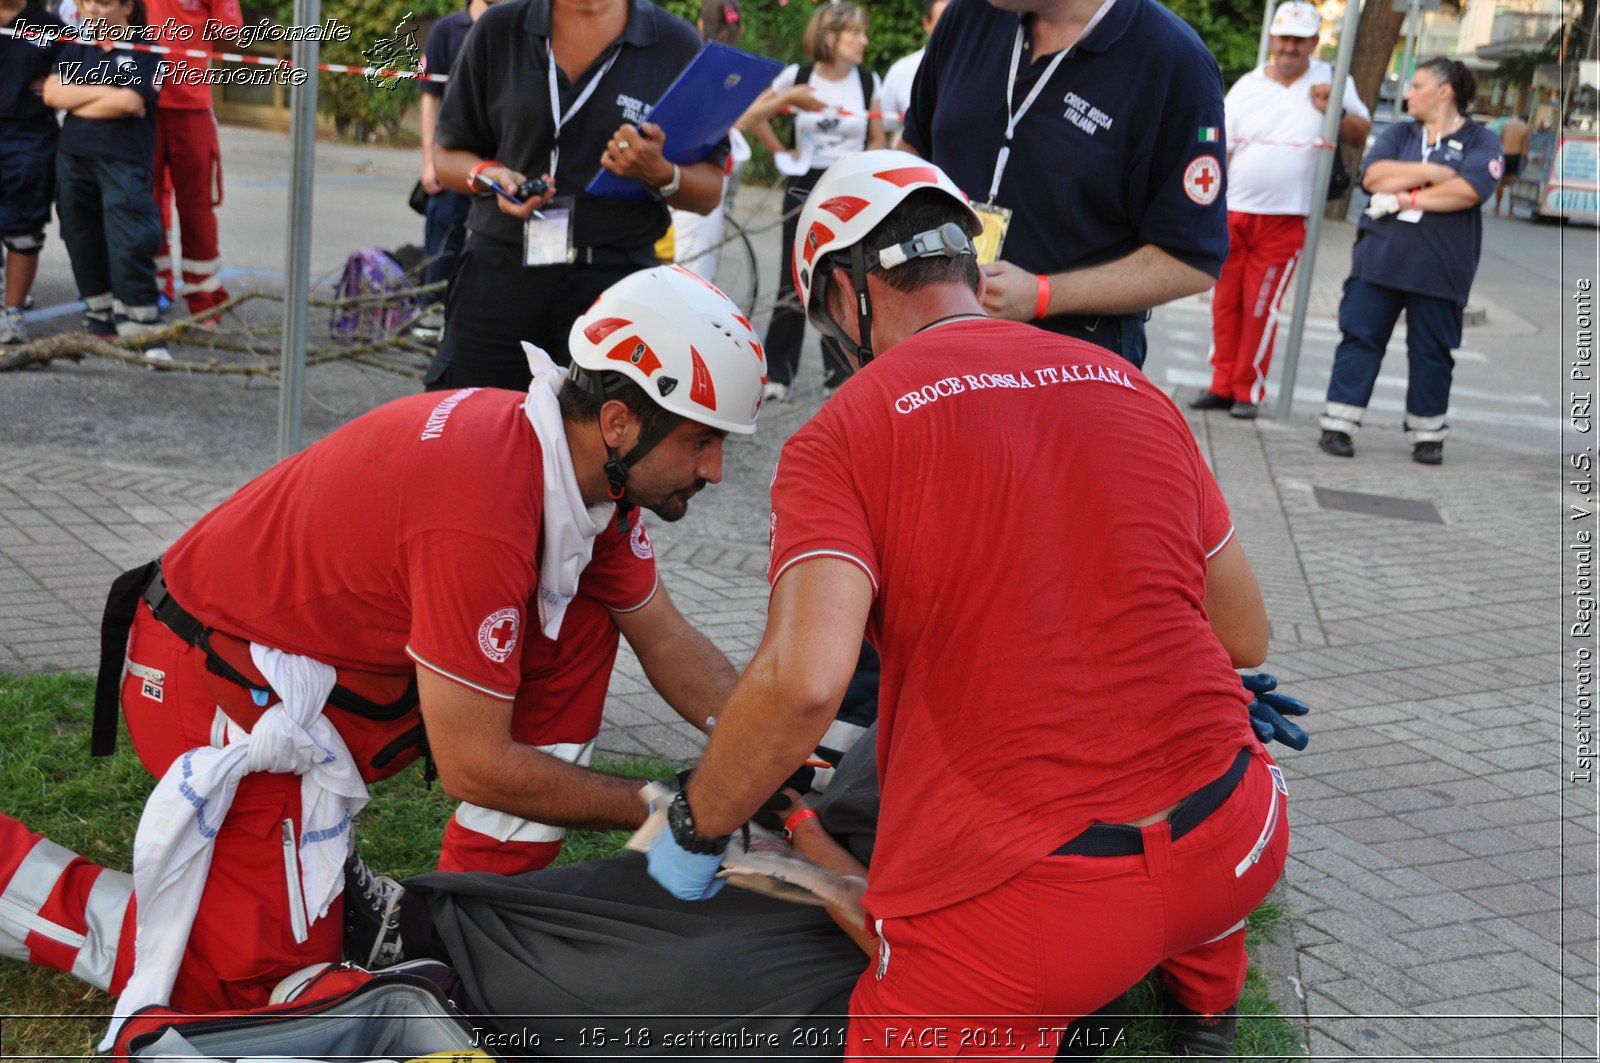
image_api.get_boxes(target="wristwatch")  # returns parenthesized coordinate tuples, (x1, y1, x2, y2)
(655, 163, 682, 200)
(667, 790, 729, 854)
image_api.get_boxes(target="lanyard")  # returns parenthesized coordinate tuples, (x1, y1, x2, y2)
(1419, 116, 1462, 165)
(987, 0, 1116, 203)
(546, 43, 621, 177)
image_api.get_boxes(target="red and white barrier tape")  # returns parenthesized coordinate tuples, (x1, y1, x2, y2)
(0, 23, 449, 82)
(780, 103, 904, 122)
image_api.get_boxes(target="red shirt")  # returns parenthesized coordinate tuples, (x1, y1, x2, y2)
(768, 320, 1255, 919)
(165, 389, 657, 705)
(144, 0, 242, 110)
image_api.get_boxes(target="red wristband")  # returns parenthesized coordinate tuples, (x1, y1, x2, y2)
(783, 807, 819, 839)
(1034, 274, 1051, 320)
(467, 159, 499, 193)
(1409, 190, 1418, 210)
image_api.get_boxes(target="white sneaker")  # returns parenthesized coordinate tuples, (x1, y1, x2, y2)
(142, 344, 174, 364)
(761, 381, 789, 404)
(0, 307, 27, 345)
(411, 307, 445, 343)
(268, 962, 332, 1004)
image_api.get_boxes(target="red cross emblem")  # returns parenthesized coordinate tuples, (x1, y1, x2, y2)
(477, 607, 521, 663)
(1183, 156, 1223, 206)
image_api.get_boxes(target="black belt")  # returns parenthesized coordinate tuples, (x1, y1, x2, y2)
(93, 559, 420, 757)
(1053, 748, 1252, 858)
(464, 231, 657, 268)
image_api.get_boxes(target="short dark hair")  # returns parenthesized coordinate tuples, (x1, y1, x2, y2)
(849, 188, 981, 295)
(1417, 56, 1476, 111)
(698, 0, 741, 45)
(557, 371, 674, 440)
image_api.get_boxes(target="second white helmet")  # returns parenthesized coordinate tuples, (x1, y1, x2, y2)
(792, 149, 982, 327)
(569, 265, 768, 433)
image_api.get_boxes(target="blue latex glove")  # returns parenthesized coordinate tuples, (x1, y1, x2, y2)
(646, 818, 728, 901)
(1241, 672, 1310, 751)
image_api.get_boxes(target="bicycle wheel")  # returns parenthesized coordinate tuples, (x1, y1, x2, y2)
(713, 216, 761, 318)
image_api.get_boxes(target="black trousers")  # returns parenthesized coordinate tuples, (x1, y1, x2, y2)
(425, 234, 649, 392)
(766, 169, 853, 389)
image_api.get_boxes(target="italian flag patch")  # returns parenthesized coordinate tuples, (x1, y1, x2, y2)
(1198, 127, 1221, 143)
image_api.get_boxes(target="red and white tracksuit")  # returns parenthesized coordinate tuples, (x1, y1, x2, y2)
(1207, 212, 1305, 405)
(147, 0, 241, 315)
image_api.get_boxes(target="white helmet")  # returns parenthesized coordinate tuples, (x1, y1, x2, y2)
(1269, 1, 1320, 37)
(792, 150, 981, 364)
(569, 264, 767, 434)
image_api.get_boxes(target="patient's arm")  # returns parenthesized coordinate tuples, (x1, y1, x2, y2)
(765, 789, 876, 955)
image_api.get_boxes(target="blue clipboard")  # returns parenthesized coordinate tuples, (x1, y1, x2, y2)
(585, 42, 782, 201)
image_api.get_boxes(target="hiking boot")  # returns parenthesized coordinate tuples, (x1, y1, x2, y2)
(1165, 997, 1239, 1057)
(343, 850, 405, 969)
(1412, 440, 1444, 465)
(0, 307, 27, 345)
(1188, 390, 1233, 410)
(1318, 429, 1354, 457)
(1229, 401, 1259, 419)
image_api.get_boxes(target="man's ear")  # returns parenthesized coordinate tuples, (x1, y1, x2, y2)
(598, 398, 639, 451)
(976, 266, 989, 307)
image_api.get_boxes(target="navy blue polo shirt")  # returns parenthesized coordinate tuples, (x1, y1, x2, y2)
(1352, 118, 1501, 306)
(902, 0, 1228, 280)
(0, 2, 65, 124)
(436, 0, 726, 251)
(55, 33, 163, 167)
(419, 6, 473, 100)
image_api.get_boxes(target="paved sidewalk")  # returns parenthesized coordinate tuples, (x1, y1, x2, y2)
(1, 176, 1591, 1058)
(3, 385, 1588, 1060)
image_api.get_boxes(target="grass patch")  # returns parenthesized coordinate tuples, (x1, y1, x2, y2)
(0, 673, 1305, 1059)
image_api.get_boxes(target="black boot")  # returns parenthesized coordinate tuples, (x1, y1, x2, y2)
(1412, 440, 1443, 465)
(1318, 429, 1354, 457)
(1188, 390, 1233, 410)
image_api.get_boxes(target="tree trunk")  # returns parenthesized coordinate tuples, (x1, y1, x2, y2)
(1324, 0, 1408, 219)
(1348, 0, 1407, 114)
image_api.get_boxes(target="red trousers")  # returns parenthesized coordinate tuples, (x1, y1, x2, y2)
(846, 748, 1288, 1060)
(1208, 212, 1305, 404)
(0, 612, 342, 1013)
(152, 107, 230, 315)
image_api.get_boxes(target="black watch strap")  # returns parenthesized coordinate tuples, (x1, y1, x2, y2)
(667, 790, 730, 855)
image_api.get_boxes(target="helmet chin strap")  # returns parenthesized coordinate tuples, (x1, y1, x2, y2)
(573, 365, 684, 532)
(814, 223, 973, 369)
(602, 414, 682, 531)
(814, 242, 877, 367)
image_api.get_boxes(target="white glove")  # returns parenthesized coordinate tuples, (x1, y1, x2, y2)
(1364, 192, 1402, 219)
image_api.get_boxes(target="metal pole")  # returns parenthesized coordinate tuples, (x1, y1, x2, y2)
(1273, 0, 1364, 421)
(1257, 0, 1275, 68)
(1399, 0, 1421, 85)
(278, 0, 320, 459)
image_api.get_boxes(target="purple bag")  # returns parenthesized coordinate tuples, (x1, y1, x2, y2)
(330, 247, 415, 341)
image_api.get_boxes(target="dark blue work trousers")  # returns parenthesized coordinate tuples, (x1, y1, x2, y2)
(1322, 277, 1461, 442)
(55, 151, 162, 328)
(422, 189, 470, 306)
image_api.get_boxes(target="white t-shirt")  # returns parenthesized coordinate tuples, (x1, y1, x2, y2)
(1224, 58, 1370, 217)
(880, 48, 924, 135)
(770, 63, 882, 172)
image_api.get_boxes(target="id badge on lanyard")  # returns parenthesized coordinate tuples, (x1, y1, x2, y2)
(525, 44, 620, 267)
(976, 3, 1112, 264)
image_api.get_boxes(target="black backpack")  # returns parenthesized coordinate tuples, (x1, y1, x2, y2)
(795, 62, 877, 120)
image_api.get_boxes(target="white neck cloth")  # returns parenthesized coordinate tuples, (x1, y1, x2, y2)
(521, 341, 617, 639)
